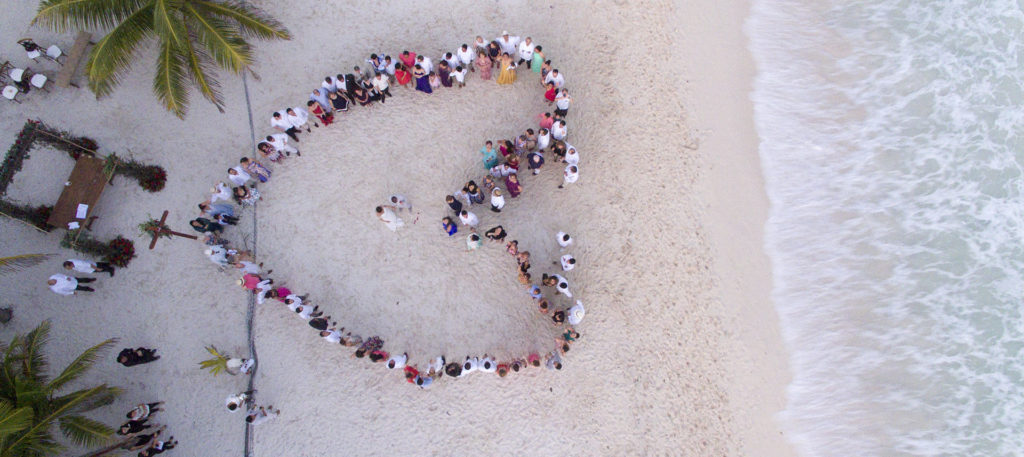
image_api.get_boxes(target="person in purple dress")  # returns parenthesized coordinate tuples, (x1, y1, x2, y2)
(413, 64, 432, 94)
(438, 61, 453, 88)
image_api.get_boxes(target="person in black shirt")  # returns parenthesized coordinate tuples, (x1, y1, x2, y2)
(118, 348, 160, 367)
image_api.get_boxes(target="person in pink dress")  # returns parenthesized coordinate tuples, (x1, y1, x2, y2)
(399, 50, 417, 69)
(539, 112, 555, 130)
(474, 50, 492, 80)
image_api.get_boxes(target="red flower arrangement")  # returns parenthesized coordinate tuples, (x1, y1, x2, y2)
(104, 236, 136, 267)
(140, 166, 167, 192)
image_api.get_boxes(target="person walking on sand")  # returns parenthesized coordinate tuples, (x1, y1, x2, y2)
(467, 233, 483, 251)
(271, 111, 300, 141)
(560, 254, 576, 271)
(376, 206, 404, 231)
(245, 405, 280, 425)
(225, 390, 254, 412)
(388, 194, 411, 212)
(48, 274, 95, 295)
(459, 209, 479, 227)
(63, 258, 115, 277)
(557, 231, 573, 249)
(490, 188, 505, 213)
(560, 165, 579, 189)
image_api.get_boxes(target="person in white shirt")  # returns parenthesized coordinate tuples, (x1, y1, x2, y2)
(557, 231, 573, 249)
(517, 37, 536, 68)
(560, 254, 576, 271)
(545, 351, 563, 370)
(386, 352, 408, 370)
(490, 188, 505, 213)
(321, 75, 338, 93)
(225, 391, 253, 412)
(459, 210, 479, 227)
(554, 88, 572, 116)
(537, 128, 551, 151)
(479, 355, 497, 373)
(227, 166, 250, 186)
(544, 69, 565, 88)
(496, 31, 520, 55)
(451, 66, 468, 87)
(245, 405, 280, 425)
(286, 106, 315, 131)
(270, 111, 299, 141)
(63, 258, 115, 276)
(415, 55, 433, 73)
(457, 44, 475, 71)
(47, 274, 94, 295)
(266, 134, 299, 157)
(564, 147, 580, 166)
(388, 194, 411, 212)
(567, 300, 585, 326)
(320, 327, 342, 344)
(442, 52, 459, 71)
(490, 162, 515, 178)
(560, 165, 579, 189)
(543, 273, 573, 298)
(461, 356, 479, 376)
(372, 73, 392, 100)
(552, 120, 568, 141)
(205, 246, 230, 266)
(210, 181, 232, 203)
(255, 278, 273, 304)
(294, 303, 321, 320)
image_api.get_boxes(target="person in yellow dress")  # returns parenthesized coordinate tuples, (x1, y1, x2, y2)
(496, 53, 517, 85)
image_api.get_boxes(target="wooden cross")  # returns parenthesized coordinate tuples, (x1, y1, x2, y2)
(147, 209, 198, 249)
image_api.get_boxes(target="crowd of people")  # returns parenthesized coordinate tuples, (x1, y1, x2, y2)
(181, 29, 586, 413)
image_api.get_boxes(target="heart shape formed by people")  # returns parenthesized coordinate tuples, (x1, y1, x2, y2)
(200, 37, 583, 384)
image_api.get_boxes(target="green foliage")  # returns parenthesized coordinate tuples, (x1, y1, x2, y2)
(0, 321, 121, 456)
(198, 345, 229, 376)
(33, 0, 291, 118)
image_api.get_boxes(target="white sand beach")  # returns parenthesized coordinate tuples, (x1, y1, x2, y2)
(0, 0, 795, 456)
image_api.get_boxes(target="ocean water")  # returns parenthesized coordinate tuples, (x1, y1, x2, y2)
(747, 1, 1024, 456)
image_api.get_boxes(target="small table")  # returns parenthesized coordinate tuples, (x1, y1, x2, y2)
(47, 156, 108, 229)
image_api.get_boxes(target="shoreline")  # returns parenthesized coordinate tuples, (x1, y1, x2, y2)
(675, 0, 797, 455)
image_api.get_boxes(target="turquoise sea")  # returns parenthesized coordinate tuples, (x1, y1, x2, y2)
(748, 1, 1024, 455)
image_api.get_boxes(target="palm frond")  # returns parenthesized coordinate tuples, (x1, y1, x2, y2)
(85, 3, 156, 98)
(0, 401, 33, 441)
(47, 338, 116, 393)
(57, 415, 113, 448)
(0, 255, 51, 276)
(18, 321, 50, 385)
(52, 385, 121, 415)
(181, 26, 225, 112)
(153, 38, 190, 118)
(153, 0, 187, 46)
(191, 0, 291, 40)
(5, 385, 113, 453)
(33, 0, 146, 32)
(182, 4, 251, 73)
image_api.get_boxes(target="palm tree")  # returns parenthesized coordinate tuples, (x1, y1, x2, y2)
(0, 254, 51, 276)
(0, 321, 122, 456)
(32, 0, 291, 118)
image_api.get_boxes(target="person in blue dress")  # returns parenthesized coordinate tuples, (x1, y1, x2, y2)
(413, 64, 432, 94)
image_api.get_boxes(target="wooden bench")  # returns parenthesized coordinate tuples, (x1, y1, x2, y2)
(55, 31, 91, 88)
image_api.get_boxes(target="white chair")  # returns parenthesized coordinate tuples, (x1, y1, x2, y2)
(45, 45, 65, 64)
(30, 73, 50, 92)
(9, 68, 25, 82)
(3, 85, 21, 104)
(26, 49, 41, 62)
